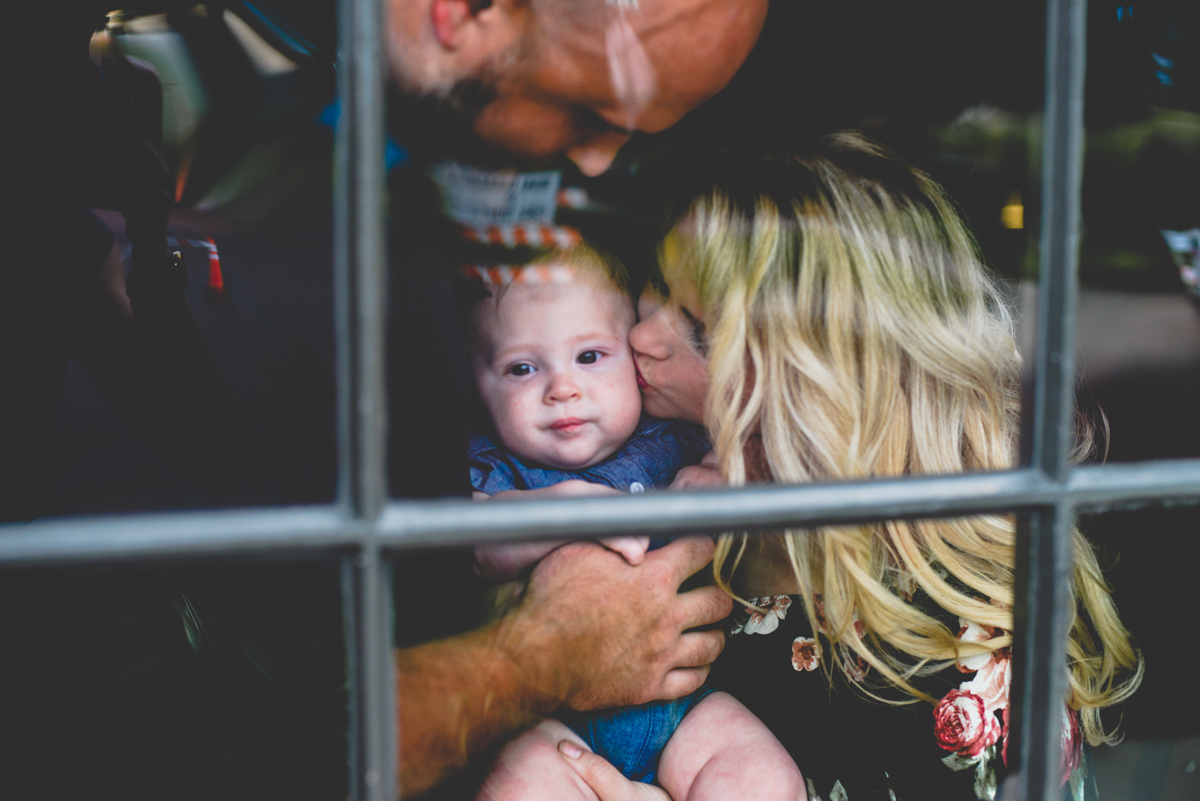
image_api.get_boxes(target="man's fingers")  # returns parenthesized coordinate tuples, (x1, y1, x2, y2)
(559, 741, 672, 801)
(653, 666, 711, 703)
(651, 535, 716, 584)
(674, 628, 725, 670)
(677, 584, 734, 631)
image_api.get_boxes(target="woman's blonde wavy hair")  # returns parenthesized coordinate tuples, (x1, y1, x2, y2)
(671, 132, 1141, 745)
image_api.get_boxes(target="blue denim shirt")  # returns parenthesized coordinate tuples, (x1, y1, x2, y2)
(469, 416, 710, 495)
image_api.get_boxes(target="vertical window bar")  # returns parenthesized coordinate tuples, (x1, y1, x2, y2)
(334, 0, 393, 798)
(1032, 0, 1087, 484)
(1009, 505, 1078, 801)
(1006, 0, 1088, 799)
(343, 551, 397, 801)
(335, 0, 387, 518)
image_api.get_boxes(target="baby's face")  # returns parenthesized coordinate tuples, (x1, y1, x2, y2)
(472, 276, 642, 470)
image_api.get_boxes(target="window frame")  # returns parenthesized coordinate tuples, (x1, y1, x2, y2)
(4, 0, 1197, 799)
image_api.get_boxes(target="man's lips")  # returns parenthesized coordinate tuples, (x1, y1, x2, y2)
(550, 418, 588, 431)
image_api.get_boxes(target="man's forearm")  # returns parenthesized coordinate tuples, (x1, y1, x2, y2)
(395, 622, 558, 796)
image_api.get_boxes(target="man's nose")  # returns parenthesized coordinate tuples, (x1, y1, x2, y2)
(566, 130, 630, 177)
(545, 371, 582, 402)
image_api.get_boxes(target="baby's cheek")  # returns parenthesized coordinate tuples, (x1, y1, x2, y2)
(504, 392, 542, 430)
(602, 376, 643, 432)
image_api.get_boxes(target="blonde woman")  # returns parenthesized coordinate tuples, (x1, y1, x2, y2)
(557, 133, 1142, 801)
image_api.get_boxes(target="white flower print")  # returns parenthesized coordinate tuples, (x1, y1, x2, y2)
(805, 779, 849, 801)
(729, 595, 792, 635)
(791, 636, 821, 671)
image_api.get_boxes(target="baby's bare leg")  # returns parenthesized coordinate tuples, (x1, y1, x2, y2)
(476, 719, 600, 801)
(657, 691, 806, 801)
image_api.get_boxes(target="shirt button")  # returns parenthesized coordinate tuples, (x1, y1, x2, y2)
(629, 481, 645, 494)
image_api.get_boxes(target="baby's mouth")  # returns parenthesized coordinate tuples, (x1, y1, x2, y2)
(550, 417, 588, 432)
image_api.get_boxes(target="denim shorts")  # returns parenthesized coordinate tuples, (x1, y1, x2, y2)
(557, 684, 716, 784)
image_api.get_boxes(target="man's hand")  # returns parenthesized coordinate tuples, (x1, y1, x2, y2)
(495, 537, 731, 711)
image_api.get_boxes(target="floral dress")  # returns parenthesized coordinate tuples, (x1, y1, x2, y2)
(714, 595, 1091, 801)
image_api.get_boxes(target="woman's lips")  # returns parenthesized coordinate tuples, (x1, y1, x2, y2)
(634, 362, 649, 390)
(550, 417, 587, 431)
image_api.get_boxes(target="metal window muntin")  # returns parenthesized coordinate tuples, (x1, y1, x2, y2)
(4, 459, 1200, 564)
(5, 0, 1197, 799)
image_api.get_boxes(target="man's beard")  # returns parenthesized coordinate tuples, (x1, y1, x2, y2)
(387, 36, 532, 168)
(387, 73, 501, 165)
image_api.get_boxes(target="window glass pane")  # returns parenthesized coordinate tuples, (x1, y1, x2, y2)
(10, 5, 338, 522)
(1, 560, 348, 797)
(1077, 1, 1200, 462)
(384, 1, 1048, 502)
(1081, 502, 1200, 800)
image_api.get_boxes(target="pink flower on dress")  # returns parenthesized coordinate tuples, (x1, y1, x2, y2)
(961, 649, 1011, 715)
(955, 617, 1011, 716)
(1060, 703, 1083, 786)
(956, 619, 1001, 673)
(792, 637, 821, 671)
(934, 689, 1002, 757)
(1002, 704, 1011, 767)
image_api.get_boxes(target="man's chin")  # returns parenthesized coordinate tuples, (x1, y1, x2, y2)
(386, 82, 557, 171)
(386, 83, 483, 164)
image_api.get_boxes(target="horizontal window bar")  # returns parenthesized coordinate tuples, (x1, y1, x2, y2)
(379, 468, 1050, 547)
(1065, 459, 1200, 509)
(3, 460, 1196, 564)
(0, 506, 361, 564)
(378, 459, 1200, 548)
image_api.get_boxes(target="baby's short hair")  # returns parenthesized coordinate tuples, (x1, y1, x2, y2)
(462, 241, 629, 300)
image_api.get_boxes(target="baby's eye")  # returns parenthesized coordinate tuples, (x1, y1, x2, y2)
(507, 363, 535, 377)
(577, 350, 601, 365)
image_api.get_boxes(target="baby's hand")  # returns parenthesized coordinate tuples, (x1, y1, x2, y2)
(488, 480, 624, 501)
(670, 450, 724, 490)
(597, 536, 651, 566)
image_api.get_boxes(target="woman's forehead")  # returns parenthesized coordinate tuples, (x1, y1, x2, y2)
(658, 227, 702, 300)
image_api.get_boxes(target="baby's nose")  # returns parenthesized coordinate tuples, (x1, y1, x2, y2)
(545, 372, 582, 402)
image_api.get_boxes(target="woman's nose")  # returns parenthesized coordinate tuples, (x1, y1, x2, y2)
(629, 313, 669, 360)
(566, 130, 631, 177)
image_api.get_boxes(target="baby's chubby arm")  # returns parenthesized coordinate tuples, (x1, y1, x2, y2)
(473, 480, 650, 580)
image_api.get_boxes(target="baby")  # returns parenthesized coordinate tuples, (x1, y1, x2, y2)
(465, 245, 804, 801)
